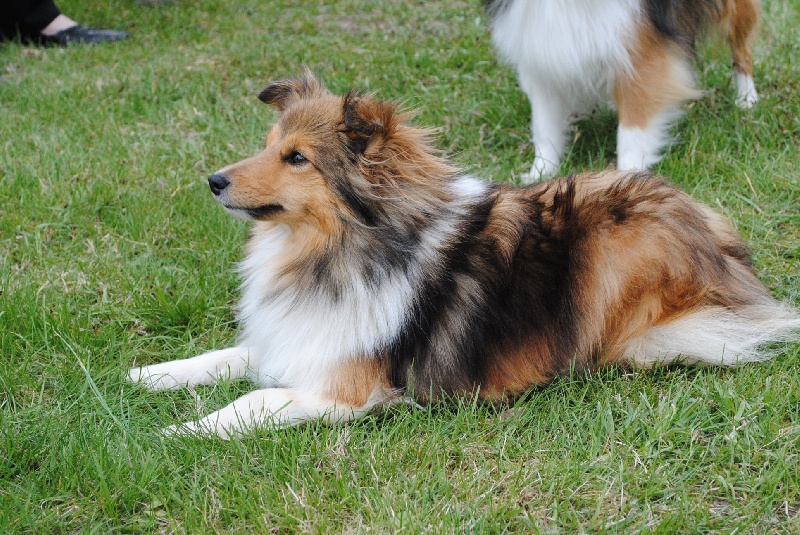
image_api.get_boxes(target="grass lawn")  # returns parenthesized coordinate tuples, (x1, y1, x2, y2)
(1, 0, 799, 532)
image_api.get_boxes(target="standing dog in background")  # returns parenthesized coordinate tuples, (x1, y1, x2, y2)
(128, 75, 798, 438)
(483, 0, 761, 182)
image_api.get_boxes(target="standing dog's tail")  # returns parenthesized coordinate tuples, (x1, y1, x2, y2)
(623, 303, 800, 368)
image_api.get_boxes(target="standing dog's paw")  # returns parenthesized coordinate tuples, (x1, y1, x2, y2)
(522, 156, 557, 185)
(734, 73, 759, 109)
(736, 90, 759, 109)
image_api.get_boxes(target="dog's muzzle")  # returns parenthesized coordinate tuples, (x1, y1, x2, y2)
(208, 173, 230, 196)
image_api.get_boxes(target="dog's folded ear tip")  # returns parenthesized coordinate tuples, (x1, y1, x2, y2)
(256, 86, 276, 105)
(256, 80, 293, 108)
(257, 74, 326, 109)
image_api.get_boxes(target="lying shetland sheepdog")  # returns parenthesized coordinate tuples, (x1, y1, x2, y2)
(483, 0, 761, 182)
(129, 75, 798, 438)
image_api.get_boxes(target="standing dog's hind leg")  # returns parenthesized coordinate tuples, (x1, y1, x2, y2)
(722, 0, 760, 108)
(615, 37, 699, 170)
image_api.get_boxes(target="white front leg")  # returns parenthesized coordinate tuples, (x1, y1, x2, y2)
(616, 103, 679, 172)
(164, 388, 384, 439)
(517, 70, 573, 183)
(129, 346, 256, 390)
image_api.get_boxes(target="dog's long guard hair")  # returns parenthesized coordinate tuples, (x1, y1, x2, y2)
(483, 0, 762, 182)
(129, 74, 799, 438)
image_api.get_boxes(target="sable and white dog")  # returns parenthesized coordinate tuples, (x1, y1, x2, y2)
(129, 75, 797, 438)
(483, 0, 761, 182)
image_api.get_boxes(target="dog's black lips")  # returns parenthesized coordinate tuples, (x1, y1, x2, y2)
(243, 204, 285, 219)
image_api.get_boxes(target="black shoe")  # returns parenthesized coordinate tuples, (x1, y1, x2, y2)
(42, 25, 129, 46)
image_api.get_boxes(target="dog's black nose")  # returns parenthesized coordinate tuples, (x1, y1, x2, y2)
(208, 173, 230, 196)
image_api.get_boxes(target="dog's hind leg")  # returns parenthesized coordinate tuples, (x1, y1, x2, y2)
(128, 346, 255, 391)
(163, 387, 390, 439)
(615, 35, 699, 170)
(721, 0, 760, 108)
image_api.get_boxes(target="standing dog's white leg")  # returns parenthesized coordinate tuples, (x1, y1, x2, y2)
(615, 46, 698, 172)
(164, 387, 387, 439)
(517, 68, 573, 183)
(129, 346, 256, 391)
(616, 116, 675, 171)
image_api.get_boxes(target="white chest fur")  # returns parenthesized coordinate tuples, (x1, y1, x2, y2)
(237, 225, 413, 391)
(236, 177, 488, 392)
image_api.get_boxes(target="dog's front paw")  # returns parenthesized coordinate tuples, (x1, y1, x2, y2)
(161, 421, 206, 437)
(128, 365, 182, 390)
(161, 419, 237, 439)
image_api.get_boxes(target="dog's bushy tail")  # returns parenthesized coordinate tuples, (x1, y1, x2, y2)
(623, 303, 800, 368)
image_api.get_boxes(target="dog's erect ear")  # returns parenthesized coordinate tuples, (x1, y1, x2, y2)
(343, 91, 397, 155)
(258, 73, 325, 111)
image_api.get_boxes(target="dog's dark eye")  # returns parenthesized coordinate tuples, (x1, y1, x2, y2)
(286, 151, 308, 165)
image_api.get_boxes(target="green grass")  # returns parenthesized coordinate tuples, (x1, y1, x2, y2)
(1, 0, 799, 532)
